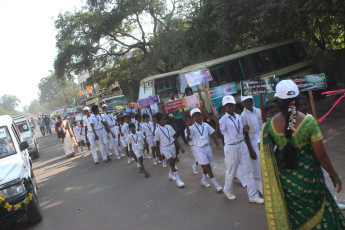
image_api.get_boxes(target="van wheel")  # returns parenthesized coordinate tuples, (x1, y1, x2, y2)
(31, 143, 39, 159)
(26, 191, 42, 224)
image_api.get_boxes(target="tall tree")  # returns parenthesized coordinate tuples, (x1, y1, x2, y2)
(0, 94, 21, 112)
(28, 100, 45, 114)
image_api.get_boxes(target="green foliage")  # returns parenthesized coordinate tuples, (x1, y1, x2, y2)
(54, 0, 345, 101)
(28, 100, 45, 115)
(0, 94, 21, 112)
(38, 73, 80, 110)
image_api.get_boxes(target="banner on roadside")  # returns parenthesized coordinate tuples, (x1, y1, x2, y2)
(209, 82, 237, 99)
(165, 95, 199, 113)
(241, 76, 279, 96)
(138, 96, 160, 108)
(290, 74, 326, 92)
(181, 69, 213, 87)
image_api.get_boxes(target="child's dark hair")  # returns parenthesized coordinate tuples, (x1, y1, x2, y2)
(118, 116, 123, 121)
(279, 97, 300, 169)
(135, 114, 139, 119)
(185, 87, 193, 95)
(184, 114, 191, 120)
(142, 114, 149, 119)
(128, 123, 136, 128)
(155, 113, 164, 122)
(264, 102, 279, 115)
(123, 115, 129, 119)
(91, 105, 99, 113)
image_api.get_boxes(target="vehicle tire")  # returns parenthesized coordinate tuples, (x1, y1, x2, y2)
(31, 143, 39, 159)
(26, 191, 43, 224)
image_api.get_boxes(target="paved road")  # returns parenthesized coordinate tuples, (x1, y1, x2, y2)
(10, 131, 267, 230)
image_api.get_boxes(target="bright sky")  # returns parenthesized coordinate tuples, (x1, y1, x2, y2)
(0, 0, 82, 110)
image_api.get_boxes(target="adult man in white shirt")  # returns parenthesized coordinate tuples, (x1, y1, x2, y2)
(240, 95, 263, 194)
(90, 105, 112, 163)
(83, 107, 99, 164)
(102, 104, 122, 159)
(217, 95, 263, 204)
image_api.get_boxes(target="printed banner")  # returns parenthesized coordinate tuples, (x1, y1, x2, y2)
(290, 74, 326, 92)
(138, 95, 160, 108)
(85, 98, 99, 106)
(209, 82, 237, 99)
(241, 77, 279, 96)
(181, 69, 213, 87)
(129, 102, 139, 109)
(165, 95, 198, 113)
(126, 108, 136, 113)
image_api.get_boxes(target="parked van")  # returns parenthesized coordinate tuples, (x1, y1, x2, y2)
(13, 116, 39, 159)
(0, 115, 42, 226)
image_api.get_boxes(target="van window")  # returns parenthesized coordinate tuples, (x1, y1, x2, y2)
(15, 121, 30, 133)
(0, 126, 16, 158)
(11, 124, 21, 143)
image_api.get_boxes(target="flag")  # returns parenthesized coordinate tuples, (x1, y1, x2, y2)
(79, 91, 82, 96)
(86, 86, 91, 94)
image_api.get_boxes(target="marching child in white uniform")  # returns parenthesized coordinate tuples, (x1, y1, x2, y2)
(155, 113, 186, 188)
(83, 107, 99, 164)
(240, 95, 263, 194)
(142, 113, 159, 165)
(79, 120, 87, 152)
(187, 109, 223, 192)
(90, 105, 112, 163)
(120, 115, 135, 164)
(102, 104, 122, 160)
(128, 123, 149, 178)
(136, 114, 151, 159)
(217, 95, 263, 204)
(72, 121, 82, 153)
(184, 114, 199, 175)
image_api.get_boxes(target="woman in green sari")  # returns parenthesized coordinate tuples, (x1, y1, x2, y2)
(260, 80, 345, 230)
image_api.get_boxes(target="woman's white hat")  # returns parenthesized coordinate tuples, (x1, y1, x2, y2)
(275, 80, 299, 99)
(83, 106, 90, 111)
(190, 108, 201, 117)
(222, 95, 236, 105)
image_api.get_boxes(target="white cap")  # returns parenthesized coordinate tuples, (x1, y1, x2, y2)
(190, 108, 201, 117)
(275, 80, 299, 99)
(222, 95, 236, 106)
(241, 95, 253, 102)
(102, 104, 108, 108)
(83, 106, 90, 111)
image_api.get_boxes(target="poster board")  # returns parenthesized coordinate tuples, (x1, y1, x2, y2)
(138, 96, 160, 109)
(165, 95, 199, 113)
(290, 74, 326, 92)
(241, 77, 279, 96)
(209, 82, 237, 99)
(181, 69, 213, 87)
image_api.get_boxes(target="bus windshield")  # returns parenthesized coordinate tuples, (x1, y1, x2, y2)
(0, 126, 16, 158)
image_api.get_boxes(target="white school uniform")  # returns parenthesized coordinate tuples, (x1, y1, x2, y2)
(188, 122, 215, 165)
(142, 122, 156, 148)
(136, 122, 144, 132)
(184, 128, 198, 163)
(155, 124, 176, 159)
(102, 113, 121, 157)
(80, 126, 86, 142)
(73, 126, 82, 142)
(127, 131, 145, 158)
(121, 123, 131, 148)
(219, 112, 258, 199)
(84, 116, 98, 161)
(240, 108, 263, 193)
(90, 114, 109, 160)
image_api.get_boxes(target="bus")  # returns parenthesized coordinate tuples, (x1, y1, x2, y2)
(138, 39, 311, 107)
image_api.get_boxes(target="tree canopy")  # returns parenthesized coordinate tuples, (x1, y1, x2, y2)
(53, 0, 345, 101)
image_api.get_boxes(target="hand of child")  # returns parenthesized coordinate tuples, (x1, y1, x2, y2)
(180, 148, 185, 154)
(95, 135, 99, 141)
(249, 149, 257, 160)
(111, 133, 116, 138)
(243, 125, 250, 133)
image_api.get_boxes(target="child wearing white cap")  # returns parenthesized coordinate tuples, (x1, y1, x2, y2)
(102, 104, 122, 160)
(240, 95, 263, 194)
(217, 95, 263, 203)
(155, 112, 186, 188)
(186, 108, 223, 192)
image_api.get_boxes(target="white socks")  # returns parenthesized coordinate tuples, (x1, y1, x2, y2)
(202, 174, 208, 181)
(173, 172, 181, 181)
(210, 178, 219, 187)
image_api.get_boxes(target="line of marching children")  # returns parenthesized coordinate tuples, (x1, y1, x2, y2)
(71, 96, 283, 204)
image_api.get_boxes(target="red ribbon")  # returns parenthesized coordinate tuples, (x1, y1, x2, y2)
(318, 90, 345, 124)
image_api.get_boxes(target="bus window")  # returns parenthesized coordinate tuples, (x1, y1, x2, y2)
(261, 48, 283, 71)
(155, 75, 178, 98)
(295, 42, 307, 61)
(250, 53, 265, 75)
(228, 60, 244, 81)
(209, 65, 227, 85)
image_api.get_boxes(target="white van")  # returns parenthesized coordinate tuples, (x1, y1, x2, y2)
(13, 116, 39, 159)
(0, 115, 42, 226)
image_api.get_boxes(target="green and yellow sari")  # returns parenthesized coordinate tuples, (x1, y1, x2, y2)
(260, 116, 345, 229)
